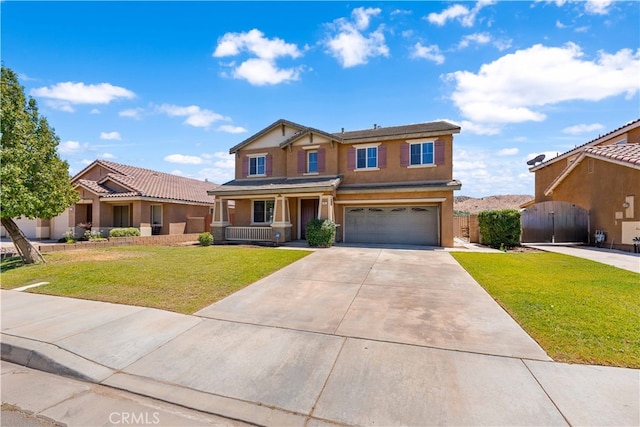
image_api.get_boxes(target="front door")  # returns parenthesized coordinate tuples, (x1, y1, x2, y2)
(300, 199, 319, 239)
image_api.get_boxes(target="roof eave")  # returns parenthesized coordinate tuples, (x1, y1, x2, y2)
(339, 129, 460, 144)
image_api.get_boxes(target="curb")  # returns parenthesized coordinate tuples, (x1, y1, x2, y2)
(1, 333, 114, 383)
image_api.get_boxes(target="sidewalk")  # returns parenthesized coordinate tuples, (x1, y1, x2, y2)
(525, 243, 640, 273)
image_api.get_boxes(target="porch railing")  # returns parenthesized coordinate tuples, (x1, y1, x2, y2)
(225, 226, 272, 241)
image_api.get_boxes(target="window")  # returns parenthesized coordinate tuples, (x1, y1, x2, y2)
(308, 151, 318, 173)
(410, 142, 434, 165)
(356, 147, 377, 169)
(249, 156, 265, 176)
(150, 205, 162, 225)
(253, 200, 274, 223)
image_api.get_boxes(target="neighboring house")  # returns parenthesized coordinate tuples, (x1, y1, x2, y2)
(208, 119, 461, 247)
(525, 119, 640, 250)
(69, 160, 217, 237)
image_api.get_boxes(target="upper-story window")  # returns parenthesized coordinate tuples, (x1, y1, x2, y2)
(410, 142, 434, 166)
(357, 147, 377, 169)
(249, 155, 265, 176)
(308, 151, 318, 173)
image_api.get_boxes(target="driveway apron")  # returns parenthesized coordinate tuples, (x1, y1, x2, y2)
(196, 246, 550, 360)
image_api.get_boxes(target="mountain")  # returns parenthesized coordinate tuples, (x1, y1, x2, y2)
(454, 195, 533, 214)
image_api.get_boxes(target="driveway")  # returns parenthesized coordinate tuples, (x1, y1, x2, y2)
(196, 246, 549, 360)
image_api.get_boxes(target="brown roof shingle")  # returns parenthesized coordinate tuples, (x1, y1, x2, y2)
(73, 160, 217, 204)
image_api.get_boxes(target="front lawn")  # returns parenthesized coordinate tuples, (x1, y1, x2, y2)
(1, 245, 310, 314)
(451, 252, 639, 368)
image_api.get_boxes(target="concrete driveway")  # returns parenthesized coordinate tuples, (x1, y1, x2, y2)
(196, 246, 549, 360)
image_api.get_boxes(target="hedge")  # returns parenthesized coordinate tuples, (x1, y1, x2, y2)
(306, 219, 337, 247)
(478, 209, 521, 249)
(109, 227, 141, 238)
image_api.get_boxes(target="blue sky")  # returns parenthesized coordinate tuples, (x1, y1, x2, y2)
(3, 0, 639, 197)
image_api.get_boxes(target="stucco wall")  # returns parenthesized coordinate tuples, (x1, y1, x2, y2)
(550, 158, 639, 248)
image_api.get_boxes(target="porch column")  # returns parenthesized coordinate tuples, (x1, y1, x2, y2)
(210, 196, 230, 243)
(271, 195, 292, 242)
(319, 195, 335, 222)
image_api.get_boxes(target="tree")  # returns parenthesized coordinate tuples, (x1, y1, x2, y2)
(1, 66, 79, 264)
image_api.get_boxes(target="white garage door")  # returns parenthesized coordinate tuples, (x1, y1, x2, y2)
(344, 206, 439, 246)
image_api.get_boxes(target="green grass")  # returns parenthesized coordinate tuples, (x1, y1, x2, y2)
(1, 245, 310, 314)
(451, 252, 640, 368)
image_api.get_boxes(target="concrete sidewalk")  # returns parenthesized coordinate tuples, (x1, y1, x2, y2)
(2, 247, 639, 426)
(525, 243, 640, 273)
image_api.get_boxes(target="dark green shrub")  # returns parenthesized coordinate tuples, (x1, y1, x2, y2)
(478, 209, 521, 249)
(306, 219, 336, 247)
(109, 227, 141, 238)
(198, 232, 213, 246)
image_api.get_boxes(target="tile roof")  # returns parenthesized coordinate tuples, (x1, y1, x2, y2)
(544, 143, 640, 196)
(530, 118, 640, 171)
(73, 160, 217, 204)
(584, 143, 640, 166)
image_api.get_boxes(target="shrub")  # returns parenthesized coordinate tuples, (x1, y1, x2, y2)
(198, 232, 213, 247)
(306, 219, 337, 247)
(63, 229, 76, 243)
(478, 209, 521, 249)
(109, 228, 141, 238)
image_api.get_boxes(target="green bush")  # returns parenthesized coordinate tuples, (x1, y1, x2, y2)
(306, 219, 337, 247)
(478, 209, 521, 249)
(109, 228, 141, 238)
(198, 232, 213, 246)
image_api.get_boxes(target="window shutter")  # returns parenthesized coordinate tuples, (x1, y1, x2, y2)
(378, 145, 387, 168)
(242, 156, 249, 176)
(400, 144, 409, 167)
(297, 149, 305, 173)
(435, 140, 445, 165)
(265, 154, 273, 176)
(347, 147, 356, 170)
(318, 148, 326, 172)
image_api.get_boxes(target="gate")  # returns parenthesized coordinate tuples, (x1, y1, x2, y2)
(521, 201, 589, 243)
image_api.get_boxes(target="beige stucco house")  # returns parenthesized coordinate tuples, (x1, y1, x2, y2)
(526, 119, 640, 250)
(68, 160, 217, 237)
(208, 119, 462, 247)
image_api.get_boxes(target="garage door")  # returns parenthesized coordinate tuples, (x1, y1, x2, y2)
(344, 206, 439, 246)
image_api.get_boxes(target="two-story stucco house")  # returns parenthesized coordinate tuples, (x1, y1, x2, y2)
(208, 119, 462, 247)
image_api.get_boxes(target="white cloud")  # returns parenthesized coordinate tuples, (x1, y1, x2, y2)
(100, 131, 121, 140)
(497, 148, 519, 156)
(446, 43, 640, 133)
(119, 108, 144, 119)
(164, 154, 203, 165)
(213, 29, 304, 86)
(44, 100, 76, 112)
(217, 124, 248, 134)
(213, 28, 301, 60)
(562, 123, 605, 135)
(30, 82, 135, 112)
(585, 0, 613, 15)
(90, 108, 100, 114)
(410, 43, 445, 64)
(458, 33, 491, 49)
(427, 1, 495, 27)
(80, 159, 92, 166)
(58, 140, 88, 154)
(98, 152, 115, 159)
(232, 58, 302, 86)
(156, 104, 229, 128)
(197, 152, 236, 184)
(325, 7, 389, 68)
